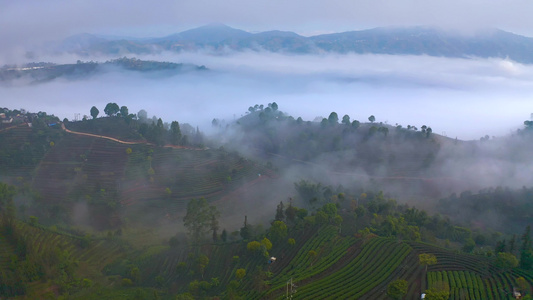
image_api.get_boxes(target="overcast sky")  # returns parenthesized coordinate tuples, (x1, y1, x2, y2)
(2, 0, 533, 59)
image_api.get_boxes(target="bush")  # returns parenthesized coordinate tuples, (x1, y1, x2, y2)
(122, 278, 133, 286)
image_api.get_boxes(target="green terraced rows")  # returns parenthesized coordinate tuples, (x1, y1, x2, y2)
(271, 237, 411, 300)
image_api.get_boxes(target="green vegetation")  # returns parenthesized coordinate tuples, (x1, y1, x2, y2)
(1, 105, 533, 298)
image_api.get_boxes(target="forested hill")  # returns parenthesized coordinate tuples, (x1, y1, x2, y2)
(215, 103, 533, 201)
(0, 57, 207, 84)
(0, 105, 533, 299)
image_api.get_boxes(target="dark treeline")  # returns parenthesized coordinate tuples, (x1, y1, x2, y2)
(214, 103, 438, 177)
(69, 103, 205, 147)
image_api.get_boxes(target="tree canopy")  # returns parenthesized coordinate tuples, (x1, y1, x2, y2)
(183, 198, 220, 245)
(90, 106, 99, 119)
(104, 102, 120, 116)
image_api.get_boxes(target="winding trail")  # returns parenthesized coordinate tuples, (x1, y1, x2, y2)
(61, 123, 206, 150)
(0, 123, 28, 133)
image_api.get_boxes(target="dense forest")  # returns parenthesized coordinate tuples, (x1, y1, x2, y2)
(0, 104, 532, 299)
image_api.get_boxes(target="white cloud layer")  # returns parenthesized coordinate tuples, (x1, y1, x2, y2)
(1, 52, 532, 140)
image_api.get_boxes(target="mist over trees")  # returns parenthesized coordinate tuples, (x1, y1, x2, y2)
(1, 102, 533, 298)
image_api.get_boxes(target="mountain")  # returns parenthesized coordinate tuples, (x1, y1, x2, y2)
(52, 25, 533, 63)
(310, 27, 533, 61)
(154, 23, 252, 44)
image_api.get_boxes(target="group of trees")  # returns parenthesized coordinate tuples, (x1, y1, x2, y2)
(90, 103, 130, 119)
(86, 103, 203, 146)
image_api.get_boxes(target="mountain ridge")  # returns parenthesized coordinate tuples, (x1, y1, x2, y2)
(52, 24, 533, 63)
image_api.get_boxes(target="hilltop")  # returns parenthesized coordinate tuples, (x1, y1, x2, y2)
(0, 57, 207, 85)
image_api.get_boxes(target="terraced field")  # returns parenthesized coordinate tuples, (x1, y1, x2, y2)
(427, 270, 523, 300)
(121, 147, 270, 214)
(0, 124, 44, 179)
(290, 238, 411, 299)
(15, 223, 126, 270)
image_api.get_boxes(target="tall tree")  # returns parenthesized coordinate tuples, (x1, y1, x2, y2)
(285, 202, 297, 223)
(419, 253, 437, 272)
(269, 221, 287, 243)
(520, 225, 533, 270)
(341, 114, 350, 125)
(137, 109, 148, 122)
(90, 106, 99, 119)
(387, 279, 408, 300)
(104, 102, 120, 116)
(221, 229, 227, 243)
(183, 198, 220, 245)
(368, 115, 376, 123)
(328, 112, 339, 125)
(120, 106, 129, 117)
(240, 216, 251, 240)
(275, 201, 285, 221)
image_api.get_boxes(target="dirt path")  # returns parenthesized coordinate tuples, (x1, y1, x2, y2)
(62, 123, 206, 150)
(0, 123, 28, 133)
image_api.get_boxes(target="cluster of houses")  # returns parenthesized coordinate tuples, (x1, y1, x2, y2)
(0, 108, 38, 127)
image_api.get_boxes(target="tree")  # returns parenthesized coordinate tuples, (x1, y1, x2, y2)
(261, 237, 272, 251)
(520, 225, 533, 270)
(275, 201, 285, 221)
(368, 115, 376, 123)
(351, 120, 360, 129)
(197, 255, 209, 279)
(170, 121, 182, 145)
(328, 112, 339, 125)
(90, 106, 99, 119)
(120, 105, 129, 117)
(221, 229, 227, 243)
(516, 277, 528, 294)
(137, 109, 148, 122)
(320, 118, 328, 128)
(235, 268, 246, 280)
(387, 279, 408, 299)
(462, 238, 476, 253)
(269, 220, 287, 242)
(495, 252, 518, 271)
(342, 114, 350, 125)
(425, 281, 450, 300)
(271, 102, 278, 111)
(247, 241, 263, 255)
(426, 127, 433, 138)
(183, 198, 220, 245)
(104, 102, 120, 116)
(285, 203, 298, 223)
(240, 216, 252, 240)
(419, 253, 437, 272)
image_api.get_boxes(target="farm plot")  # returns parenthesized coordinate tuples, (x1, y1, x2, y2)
(32, 134, 96, 203)
(284, 237, 411, 300)
(121, 147, 268, 210)
(0, 125, 40, 178)
(427, 270, 527, 300)
(409, 242, 493, 275)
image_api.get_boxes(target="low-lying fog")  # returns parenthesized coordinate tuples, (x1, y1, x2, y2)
(2, 52, 533, 140)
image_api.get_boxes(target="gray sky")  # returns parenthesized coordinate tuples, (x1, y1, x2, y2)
(2, 0, 533, 58)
